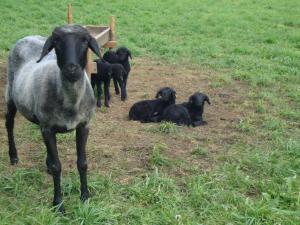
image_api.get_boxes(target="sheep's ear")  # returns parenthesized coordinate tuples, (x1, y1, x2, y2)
(88, 36, 101, 58)
(205, 95, 211, 105)
(36, 36, 54, 63)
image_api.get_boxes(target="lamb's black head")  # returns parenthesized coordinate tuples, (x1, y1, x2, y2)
(98, 59, 113, 77)
(37, 24, 101, 82)
(189, 92, 211, 107)
(155, 87, 176, 104)
(116, 47, 132, 62)
(103, 50, 119, 64)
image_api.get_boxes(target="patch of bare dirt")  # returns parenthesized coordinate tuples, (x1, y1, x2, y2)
(0, 57, 248, 182)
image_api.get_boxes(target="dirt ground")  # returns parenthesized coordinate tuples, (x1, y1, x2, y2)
(0, 58, 247, 182)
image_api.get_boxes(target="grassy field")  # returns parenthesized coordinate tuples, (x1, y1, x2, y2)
(0, 0, 299, 224)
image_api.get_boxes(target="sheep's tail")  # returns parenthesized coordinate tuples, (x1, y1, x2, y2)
(5, 50, 17, 103)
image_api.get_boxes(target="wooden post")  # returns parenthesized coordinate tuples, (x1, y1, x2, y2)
(86, 50, 93, 78)
(109, 16, 116, 49)
(67, 4, 73, 24)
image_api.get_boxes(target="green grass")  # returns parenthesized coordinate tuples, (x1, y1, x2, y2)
(0, 0, 300, 224)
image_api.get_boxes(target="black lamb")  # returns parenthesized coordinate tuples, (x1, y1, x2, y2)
(162, 92, 210, 126)
(103, 47, 132, 98)
(91, 59, 126, 108)
(129, 87, 176, 123)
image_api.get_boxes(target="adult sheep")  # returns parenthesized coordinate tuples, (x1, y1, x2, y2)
(5, 24, 101, 213)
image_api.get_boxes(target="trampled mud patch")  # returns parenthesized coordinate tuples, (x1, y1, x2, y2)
(0, 57, 248, 181)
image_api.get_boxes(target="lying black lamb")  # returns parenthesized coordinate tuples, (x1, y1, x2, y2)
(129, 87, 176, 123)
(162, 92, 210, 126)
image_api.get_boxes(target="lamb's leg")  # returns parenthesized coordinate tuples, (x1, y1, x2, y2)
(116, 77, 126, 101)
(113, 77, 120, 95)
(5, 101, 18, 165)
(123, 73, 128, 100)
(96, 81, 102, 108)
(76, 124, 89, 202)
(104, 80, 110, 107)
(91, 77, 96, 90)
(41, 128, 64, 213)
(192, 120, 207, 127)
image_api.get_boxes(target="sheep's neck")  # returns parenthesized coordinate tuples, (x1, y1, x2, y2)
(59, 74, 86, 110)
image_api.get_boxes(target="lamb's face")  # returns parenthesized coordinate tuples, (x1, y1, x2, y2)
(37, 25, 101, 82)
(116, 47, 132, 62)
(189, 92, 211, 107)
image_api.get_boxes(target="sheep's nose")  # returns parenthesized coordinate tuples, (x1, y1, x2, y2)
(66, 64, 79, 73)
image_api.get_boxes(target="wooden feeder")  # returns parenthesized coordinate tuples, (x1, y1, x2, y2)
(67, 4, 117, 76)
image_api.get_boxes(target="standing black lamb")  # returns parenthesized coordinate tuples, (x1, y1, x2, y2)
(103, 47, 132, 98)
(162, 92, 211, 126)
(91, 59, 126, 108)
(129, 87, 176, 123)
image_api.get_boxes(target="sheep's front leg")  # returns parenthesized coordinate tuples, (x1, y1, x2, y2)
(76, 124, 89, 202)
(104, 80, 110, 107)
(113, 77, 120, 95)
(5, 101, 18, 165)
(41, 128, 64, 213)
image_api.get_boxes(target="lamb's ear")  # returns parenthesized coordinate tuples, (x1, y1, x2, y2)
(128, 50, 132, 59)
(205, 95, 211, 105)
(36, 36, 54, 63)
(189, 96, 194, 105)
(171, 91, 176, 101)
(88, 35, 101, 58)
(155, 90, 162, 98)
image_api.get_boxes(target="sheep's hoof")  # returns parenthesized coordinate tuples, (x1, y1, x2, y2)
(80, 192, 89, 202)
(115, 90, 120, 95)
(54, 204, 65, 214)
(105, 104, 110, 108)
(46, 168, 53, 175)
(96, 101, 102, 108)
(121, 96, 127, 101)
(10, 157, 19, 165)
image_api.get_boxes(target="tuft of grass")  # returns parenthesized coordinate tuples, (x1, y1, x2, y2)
(191, 145, 209, 157)
(157, 122, 179, 134)
(149, 143, 171, 167)
(236, 118, 254, 133)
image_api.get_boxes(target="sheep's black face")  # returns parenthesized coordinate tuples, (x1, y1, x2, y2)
(37, 25, 101, 82)
(116, 47, 132, 62)
(55, 33, 89, 82)
(189, 92, 211, 107)
(156, 87, 176, 104)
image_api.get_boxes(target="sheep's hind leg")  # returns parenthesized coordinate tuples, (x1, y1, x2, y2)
(41, 128, 65, 213)
(76, 124, 89, 202)
(5, 101, 18, 165)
